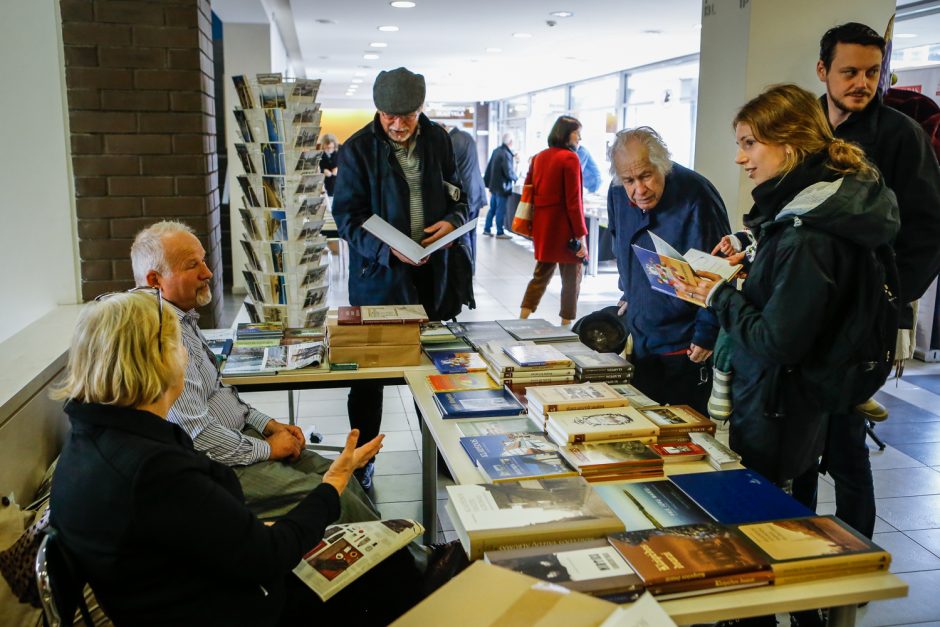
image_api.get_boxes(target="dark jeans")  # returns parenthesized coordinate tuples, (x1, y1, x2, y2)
(632, 351, 712, 416)
(792, 410, 875, 538)
(484, 193, 508, 234)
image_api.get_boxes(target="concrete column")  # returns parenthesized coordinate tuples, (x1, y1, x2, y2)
(694, 0, 895, 226)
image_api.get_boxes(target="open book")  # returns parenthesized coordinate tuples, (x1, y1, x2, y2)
(363, 215, 478, 264)
(632, 232, 741, 307)
(293, 519, 423, 601)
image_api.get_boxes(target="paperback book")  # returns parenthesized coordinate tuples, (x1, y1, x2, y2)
(430, 351, 488, 374)
(476, 452, 577, 483)
(362, 214, 478, 264)
(435, 388, 526, 419)
(426, 372, 500, 394)
(222, 341, 323, 375)
(459, 432, 557, 465)
(496, 318, 580, 343)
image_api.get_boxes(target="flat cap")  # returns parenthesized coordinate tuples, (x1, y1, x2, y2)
(373, 67, 426, 115)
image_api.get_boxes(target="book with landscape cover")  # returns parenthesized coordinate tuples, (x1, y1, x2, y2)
(639, 405, 716, 439)
(455, 417, 536, 437)
(594, 480, 712, 531)
(632, 231, 742, 308)
(426, 372, 500, 393)
(460, 432, 556, 464)
(484, 538, 644, 601)
(503, 344, 573, 368)
(476, 452, 577, 483)
(497, 318, 581, 343)
(669, 469, 814, 525)
(734, 516, 891, 584)
(430, 351, 488, 374)
(526, 382, 628, 414)
(608, 522, 773, 597)
(650, 443, 707, 463)
(546, 406, 659, 444)
(445, 477, 625, 560)
(559, 440, 662, 472)
(435, 388, 526, 419)
(293, 519, 423, 601)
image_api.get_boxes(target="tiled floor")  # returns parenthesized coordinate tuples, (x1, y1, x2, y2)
(234, 226, 940, 626)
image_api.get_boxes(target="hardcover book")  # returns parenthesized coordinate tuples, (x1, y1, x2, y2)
(337, 304, 429, 325)
(570, 352, 634, 372)
(526, 382, 628, 414)
(639, 405, 716, 438)
(608, 522, 772, 597)
(594, 480, 712, 531)
(426, 372, 500, 394)
(669, 469, 814, 525)
(430, 351, 488, 374)
(502, 344, 573, 368)
(445, 477, 625, 560)
(435, 388, 526, 419)
(459, 433, 557, 464)
(476, 452, 577, 483)
(484, 538, 644, 601)
(496, 318, 580, 343)
(650, 443, 707, 463)
(608, 384, 659, 408)
(546, 406, 660, 444)
(455, 417, 536, 437)
(559, 440, 662, 471)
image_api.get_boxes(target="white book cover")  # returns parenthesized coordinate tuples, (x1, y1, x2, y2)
(362, 215, 478, 264)
(547, 406, 660, 443)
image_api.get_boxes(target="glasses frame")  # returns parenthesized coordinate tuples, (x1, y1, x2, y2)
(94, 287, 164, 353)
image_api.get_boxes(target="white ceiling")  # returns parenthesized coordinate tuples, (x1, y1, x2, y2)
(213, 0, 703, 108)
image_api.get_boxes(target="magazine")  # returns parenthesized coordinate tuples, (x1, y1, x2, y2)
(293, 519, 423, 601)
(222, 341, 324, 375)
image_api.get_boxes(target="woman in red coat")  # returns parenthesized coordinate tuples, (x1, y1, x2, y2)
(519, 115, 589, 325)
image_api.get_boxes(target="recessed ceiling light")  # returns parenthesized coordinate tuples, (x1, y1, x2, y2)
(550, 11, 573, 18)
(390, 1, 416, 7)
(378, 25, 399, 32)
(354, 71, 366, 76)
(351, 78, 364, 83)
(486, 47, 502, 53)
(512, 32, 532, 39)
(363, 53, 380, 60)
(370, 42, 388, 48)
(315, 18, 335, 24)
(642, 29, 662, 35)
(895, 33, 917, 38)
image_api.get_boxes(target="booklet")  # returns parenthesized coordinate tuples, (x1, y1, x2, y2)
(362, 215, 478, 264)
(632, 231, 741, 307)
(293, 519, 423, 601)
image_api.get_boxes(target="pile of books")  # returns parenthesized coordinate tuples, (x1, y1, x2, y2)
(458, 432, 575, 483)
(477, 340, 576, 388)
(558, 440, 664, 482)
(545, 406, 660, 447)
(568, 352, 634, 384)
(637, 405, 717, 443)
(526, 382, 628, 429)
(326, 305, 426, 368)
(234, 322, 284, 345)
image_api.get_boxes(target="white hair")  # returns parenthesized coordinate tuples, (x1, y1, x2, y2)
(501, 132, 513, 145)
(131, 221, 196, 286)
(608, 126, 673, 183)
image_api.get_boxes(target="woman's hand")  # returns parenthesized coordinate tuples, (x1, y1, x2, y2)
(673, 271, 721, 306)
(576, 236, 588, 259)
(323, 430, 385, 496)
(711, 235, 738, 257)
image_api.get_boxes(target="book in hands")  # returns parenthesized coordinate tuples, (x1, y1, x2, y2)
(293, 519, 423, 601)
(362, 214, 478, 265)
(632, 231, 741, 307)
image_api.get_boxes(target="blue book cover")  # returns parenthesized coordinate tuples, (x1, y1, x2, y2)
(669, 469, 814, 524)
(460, 432, 556, 465)
(434, 388, 525, 419)
(594, 480, 712, 530)
(477, 452, 577, 483)
(430, 351, 488, 374)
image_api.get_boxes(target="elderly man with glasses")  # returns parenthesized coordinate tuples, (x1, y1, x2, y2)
(332, 67, 470, 489)
(130, 221, 380, 523)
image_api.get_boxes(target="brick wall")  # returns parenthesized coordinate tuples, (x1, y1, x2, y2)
(61, 0, 222, 325)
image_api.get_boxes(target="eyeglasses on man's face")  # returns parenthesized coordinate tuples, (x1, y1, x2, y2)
(94, 287, 165, 353)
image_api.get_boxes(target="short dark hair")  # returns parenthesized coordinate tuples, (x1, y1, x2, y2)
(547, 115, 581, 149)
(819, 22, 885, 70)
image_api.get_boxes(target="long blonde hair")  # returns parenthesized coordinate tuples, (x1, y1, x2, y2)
(733, 83, 877, 179)
(52, 292, 184, 407)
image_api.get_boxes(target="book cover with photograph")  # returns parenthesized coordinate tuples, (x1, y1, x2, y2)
(640, 405, 716, 437)
(460, 432, 556, 464)
(559, 440, 661, 471)
(477, 452, 577, 483)
(502, 344, 572, 368)
(435, 388, 525, 419)
(426, 372, 499, 394)
(455, 417, 537, 437)
(650, 442, 707, 463)
(497, 318, 580, 343)
(594, 480, 712, 531)
(546, 406, 659, 444)
(430, 351, 488, 374)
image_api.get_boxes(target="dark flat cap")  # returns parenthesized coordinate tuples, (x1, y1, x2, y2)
(373, 67, 426, 115)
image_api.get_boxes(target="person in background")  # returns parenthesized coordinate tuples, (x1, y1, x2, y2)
(606, 127, 729, 415)
(682, 83, 898, 513)
(577, 144, 602, 194)
(788, 22, 940, 542)
(448, 124, 488, 268)
(47, 291, 435, 626)
(519, 115, 588, 326)
(332, 67, 469, 489)
(320, 133, 340, 202)
(483, 132, 518, 239)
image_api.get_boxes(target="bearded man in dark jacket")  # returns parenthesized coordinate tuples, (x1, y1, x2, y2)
(332, 67, 469, 488)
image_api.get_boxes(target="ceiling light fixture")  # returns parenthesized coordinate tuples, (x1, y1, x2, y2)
(363, 53, 380, 60)
(390, 1, 416, 7)
(378, 25, 399, 32)
(314, 18, 335, 24)
(895, 33, 918, 38)
(351, 78, 364, 83)
(370, 42, 388, 47)
(512, 32, 532, 38)
(550, 11, 573, 18)
(486, 47, 502, 53)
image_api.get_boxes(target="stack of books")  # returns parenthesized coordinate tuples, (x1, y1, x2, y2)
(496, 319, 581, 344)
(476, 340, 576, 388)
(326, 305, 425, 368)
(525, 382, 627, 431)
(419, 321, 458, 345)
(558, 440, 664, 482)
(637, 405, 716, 443)
(458, 432, 576, 483)
(234, 322, 284, 346)
(569, 352, 634, 384)
(608, 383, 659, 408)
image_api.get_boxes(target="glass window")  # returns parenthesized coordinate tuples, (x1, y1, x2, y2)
(570, 75, 621, 195)
(623, 60, 699, 167)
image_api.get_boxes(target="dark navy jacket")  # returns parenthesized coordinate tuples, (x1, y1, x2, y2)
(333, 114, 468, 308)
(449, 127, 487, 216)
(483, 143, 517, 196)
(606, 163, 731, 359)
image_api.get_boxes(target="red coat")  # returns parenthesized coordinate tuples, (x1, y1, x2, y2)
(526, 147, 587, 263)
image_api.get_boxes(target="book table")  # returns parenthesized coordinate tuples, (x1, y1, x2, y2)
(402, 371, 907, 626)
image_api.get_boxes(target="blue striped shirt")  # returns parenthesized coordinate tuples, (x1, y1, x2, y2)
(167, 302, 273, 465)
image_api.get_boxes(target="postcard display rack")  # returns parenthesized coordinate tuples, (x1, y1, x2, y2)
(230, 73, 330, 329)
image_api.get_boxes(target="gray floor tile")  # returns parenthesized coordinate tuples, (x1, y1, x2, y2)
(869, 445, 928, 470)
(371, 473, 422, 503)
(816, 502, 897, 533)
(872, 421, 940, 445)
(876, 495, 940, 531)
(373, 450, 422, 476)
(858, 570, 940, 626)
(905, 529, 940, 559)
(873, 532, 940, 573)
(873, 467, 940, 498)
(892, 443, 940, 467)
(875, 391, 940, 423)
(375, 500, 422, 521)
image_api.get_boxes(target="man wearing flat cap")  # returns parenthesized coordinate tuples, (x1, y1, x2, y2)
(333, 67, 470, 488)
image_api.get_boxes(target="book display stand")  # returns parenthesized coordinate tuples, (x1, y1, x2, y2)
(230, 73, 330, 329)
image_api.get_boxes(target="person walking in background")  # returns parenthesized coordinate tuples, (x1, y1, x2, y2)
(577, 144, 602, 194)
(483, 132, 518, 239)
(319, 133, 340, 203)
(519, 116, 588, 326)
(449, 124, 487, 268)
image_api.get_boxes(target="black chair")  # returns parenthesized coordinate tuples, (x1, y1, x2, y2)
(35, 528, 96, 627)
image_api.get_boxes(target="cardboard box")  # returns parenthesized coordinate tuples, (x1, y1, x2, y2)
(328, 343, 421, 368)
(392, 562, 618, 627)
(327, 321, 420, 346)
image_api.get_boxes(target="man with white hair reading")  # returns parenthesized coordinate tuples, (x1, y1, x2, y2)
(130, 220, 380, 522)
(606, 127, 731, 414)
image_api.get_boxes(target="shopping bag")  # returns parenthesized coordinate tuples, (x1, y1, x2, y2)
(511, 184, 534, 236)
